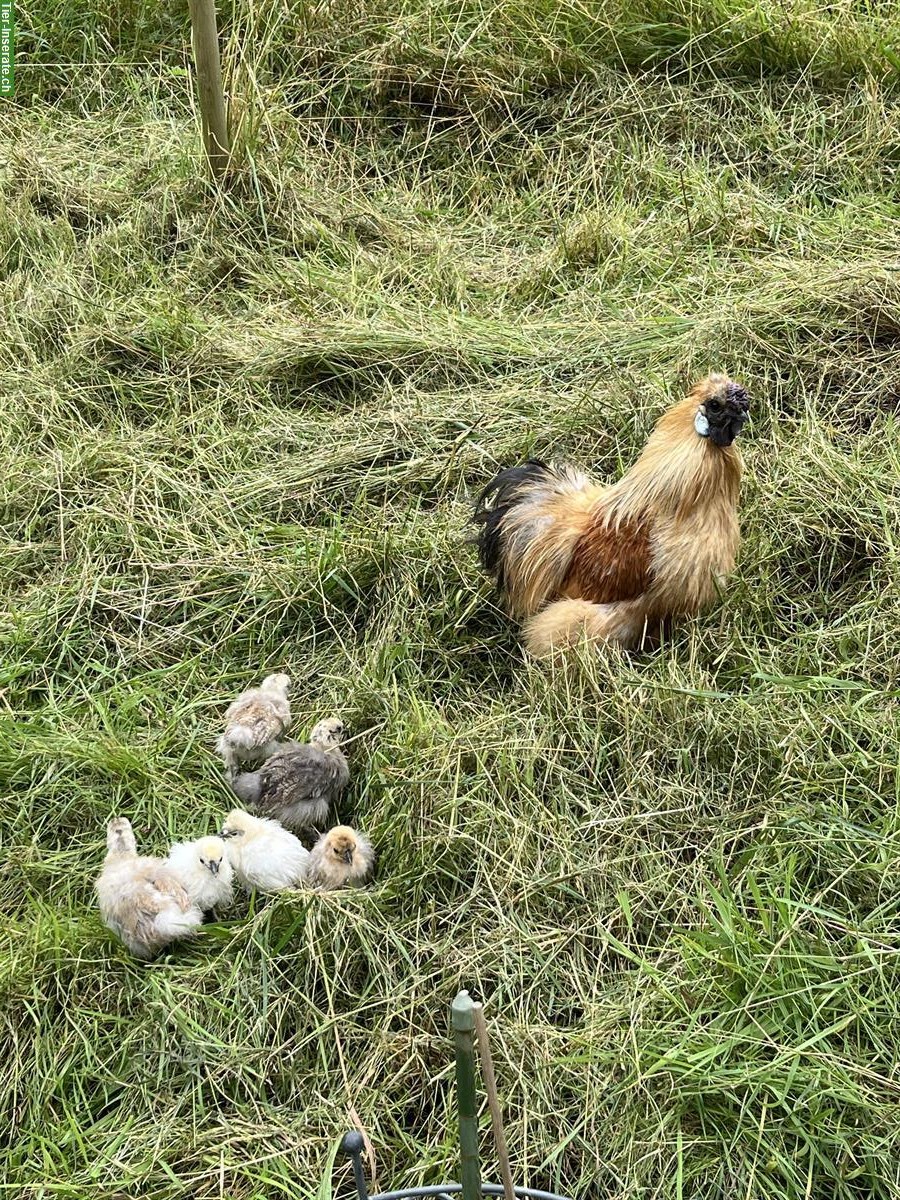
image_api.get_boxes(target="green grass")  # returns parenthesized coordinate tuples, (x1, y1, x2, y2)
(2, 1, 900, 1196)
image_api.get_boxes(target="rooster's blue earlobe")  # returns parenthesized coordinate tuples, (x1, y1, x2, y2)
(694, 410, 710, 437)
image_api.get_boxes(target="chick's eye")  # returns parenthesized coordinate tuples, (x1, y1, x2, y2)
(707, 400, 722, 413)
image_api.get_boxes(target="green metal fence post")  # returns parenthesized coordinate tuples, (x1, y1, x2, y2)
(451, 990, 482, 1200)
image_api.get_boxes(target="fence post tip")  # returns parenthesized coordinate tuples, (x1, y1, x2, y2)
(452, 990, 476, 1030)
(342, 1130, 365, 1156)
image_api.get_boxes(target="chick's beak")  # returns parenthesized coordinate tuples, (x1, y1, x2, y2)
(341, 848, 354, 865)
(208, 860, 220, 875)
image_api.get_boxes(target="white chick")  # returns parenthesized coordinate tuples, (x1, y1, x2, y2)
(231, 715, 349, 834)
(167, 835, 234, 914)
(215, 673, 291, 779)
(220, 808, 310, 891)
(307, 825, 375, 890)
(95, 817, 203, 960)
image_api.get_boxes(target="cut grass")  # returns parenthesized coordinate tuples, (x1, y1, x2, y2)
(2, 2, 900, 1197)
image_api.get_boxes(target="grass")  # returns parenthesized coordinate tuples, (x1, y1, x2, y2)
(2, 1, 900, 1196)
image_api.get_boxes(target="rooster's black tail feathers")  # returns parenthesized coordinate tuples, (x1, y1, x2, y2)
(473, 460, 552, 591)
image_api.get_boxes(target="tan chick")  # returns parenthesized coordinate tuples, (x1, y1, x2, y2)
(95, 817, 203, 960)
(215, 673, 292, 779)
(307, 825, 374, 890)
(166, 835, 234, 915)
(220, 808, 310, 891)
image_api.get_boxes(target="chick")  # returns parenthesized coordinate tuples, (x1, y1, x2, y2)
(231, 715, 350, 834)
(215, 673, 291, 778)
(307, 825, 374, 890)
(220, 808, 310, 891)
(166, 835, 234, 915)
(95, 817, 203, 960)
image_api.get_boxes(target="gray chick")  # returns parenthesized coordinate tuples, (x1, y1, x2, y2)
(230, 716, 349, 834)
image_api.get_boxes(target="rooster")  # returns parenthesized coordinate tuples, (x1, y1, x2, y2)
(474, 374, 750, 656)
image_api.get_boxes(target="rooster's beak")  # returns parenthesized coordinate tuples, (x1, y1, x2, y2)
(731, 410, 750, 437)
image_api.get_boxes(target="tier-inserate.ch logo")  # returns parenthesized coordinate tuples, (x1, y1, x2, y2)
(1, 1, 13, 99)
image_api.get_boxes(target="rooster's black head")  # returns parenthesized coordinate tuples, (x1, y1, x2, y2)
(694, 375, 750, 447)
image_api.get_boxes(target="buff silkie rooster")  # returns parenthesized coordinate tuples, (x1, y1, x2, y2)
(474, 374, 750, 656)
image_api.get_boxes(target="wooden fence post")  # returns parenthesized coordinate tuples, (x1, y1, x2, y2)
(473, 1000, 516, 1200)
(188, 0, 230, 179)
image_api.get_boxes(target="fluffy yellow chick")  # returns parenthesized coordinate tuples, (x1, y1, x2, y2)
(216, 673, 291, 778)
(219, 808, 310, 891)
(307, 825, 374, 890)
(94, 817, 203, 960)
(166, 835, 234, 914)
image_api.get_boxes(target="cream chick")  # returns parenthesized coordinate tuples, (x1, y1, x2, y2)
(220, 808, 310, 891)
(307, 826, 374, 890)
(308, 716, 345, 748)
(216, 673, 292, 778)
(95, 817, 203, 960)
(167, 835, 234, 912)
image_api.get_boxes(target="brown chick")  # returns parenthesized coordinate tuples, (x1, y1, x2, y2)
(95, 817, 203, 960)
(306, 825, 374, 890)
